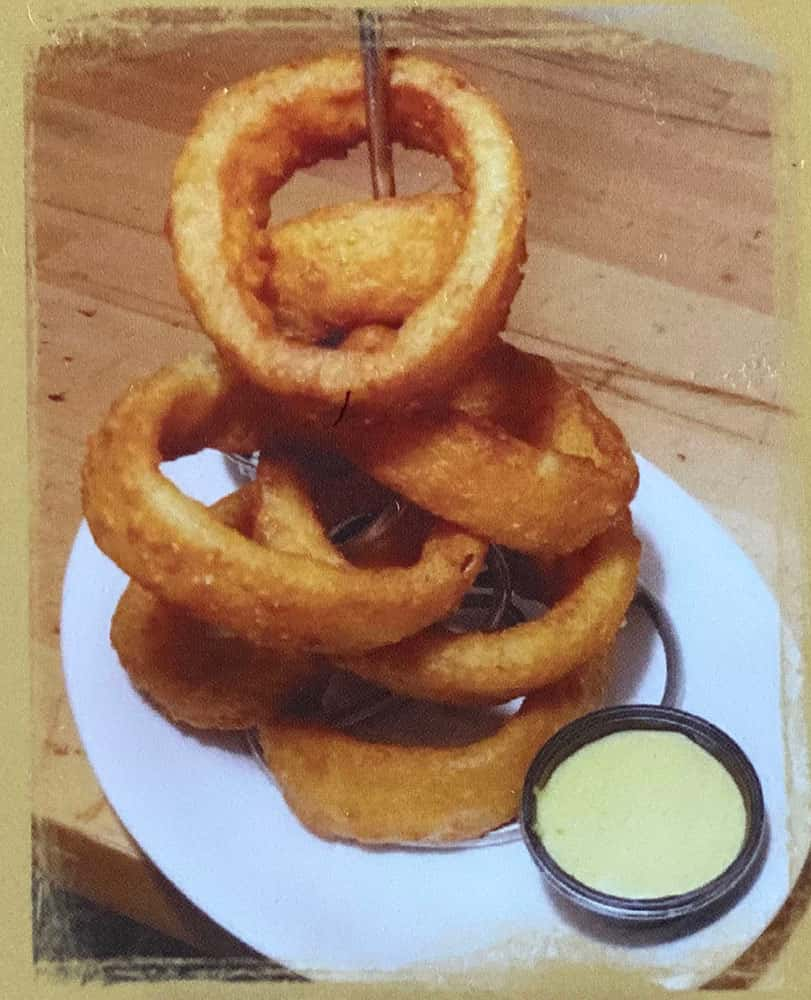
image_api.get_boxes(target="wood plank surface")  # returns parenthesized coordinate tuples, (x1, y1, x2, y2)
(29, 8, 806, 986)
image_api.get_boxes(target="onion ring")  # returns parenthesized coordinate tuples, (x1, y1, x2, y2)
(257, 650, 616, 844)
(232, 187, 635, 556)
(251, 452, 345, 567)
(79, 43, 647, 852)
(169, 52, 526, 410)
(269, 193, 465, 342)
(238, 196, 636, 554)
(256, 446, 442, 571)
(81, 353, 487, 653)
(291, 342, 638, 556)
(110, 487, 327, 730)
(211, 190, 634, 556)
(340, 514, 640, 706)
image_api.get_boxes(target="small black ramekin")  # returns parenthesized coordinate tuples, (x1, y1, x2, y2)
(520, 705, 767, 926)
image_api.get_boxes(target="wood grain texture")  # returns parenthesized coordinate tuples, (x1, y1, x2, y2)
(29, 8, 805, 983)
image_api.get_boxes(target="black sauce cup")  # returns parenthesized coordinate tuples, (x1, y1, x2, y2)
(519, 705, 767, 927)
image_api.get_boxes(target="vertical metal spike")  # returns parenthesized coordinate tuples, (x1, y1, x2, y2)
(358, 9, 396, 199)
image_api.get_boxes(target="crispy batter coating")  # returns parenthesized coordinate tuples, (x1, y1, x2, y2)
(110, 488, 327, 729)
(258, 650, 617, 844)
(83, 354, 486, 654)
(219, 191, 638, 556)
(87, 50, 645, 846)
(341, 515, 640, 705)
(111, 583, 325, 730)
(170, 52, 526, 411)
(268, 194, 465, 341)
(297, 342, 639, 556)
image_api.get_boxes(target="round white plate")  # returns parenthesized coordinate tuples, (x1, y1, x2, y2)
(61, 452, 798, 988)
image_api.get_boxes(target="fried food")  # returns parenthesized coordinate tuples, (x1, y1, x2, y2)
(113, 582, 308, 728)
(83, 49, 645, 846)
(112, 581, 327, 730)
(82, 353, 486, 654)
(110, 488, 326, 729)
(302, 342, 638, 556)
(255, 448, 436, 570)
(234, 195, 635, 555)
(269, 193, 465, 342)
(169, 52, 526, 412)
(340, 515, 640, 706)
(258, 650, 616, 844)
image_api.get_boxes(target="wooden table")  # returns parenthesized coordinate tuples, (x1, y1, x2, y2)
(30, 8, 808, 985)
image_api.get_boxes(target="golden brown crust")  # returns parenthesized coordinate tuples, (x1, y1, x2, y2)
(170, 52, 527, 412)
(340, 515, 641, 706)
(317, 343, 640, 556)
(267, 194, 465, 341)
(258, 651, 616, 844)
(111, 582, 325, 730)
(109, 487, 328, 730)
(89, 50, 644, 845)
(82, 353, 487, 654)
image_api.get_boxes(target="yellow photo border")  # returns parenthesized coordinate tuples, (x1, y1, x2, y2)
(6, 1, 810, 997)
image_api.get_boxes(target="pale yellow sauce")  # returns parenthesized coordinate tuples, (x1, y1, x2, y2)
(534, 730, 747, 899)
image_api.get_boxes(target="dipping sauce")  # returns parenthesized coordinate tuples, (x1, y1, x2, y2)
(534, 730, 747, 899)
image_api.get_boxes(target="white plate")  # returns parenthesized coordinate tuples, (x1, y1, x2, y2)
(61, 452, 799, 988)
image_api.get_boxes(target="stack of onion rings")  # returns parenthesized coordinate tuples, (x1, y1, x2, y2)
(82, 51, 642, 845)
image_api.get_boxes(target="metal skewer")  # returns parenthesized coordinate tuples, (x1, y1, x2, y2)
(358, 10, 396, 199)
